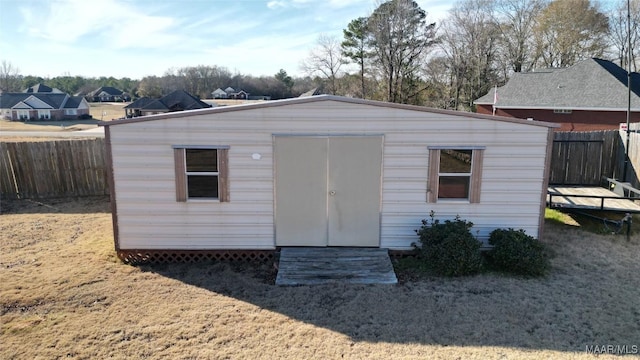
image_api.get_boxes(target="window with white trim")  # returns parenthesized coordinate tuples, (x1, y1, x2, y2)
(65, 109, 77, 115)
(17, 110, 29, 120)
(173, 146, 229, 202)
(38, 110, 51, 119)
(428, 147, 484, 203)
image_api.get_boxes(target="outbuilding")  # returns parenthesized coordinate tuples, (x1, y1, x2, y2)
(102, 95, 557, 263)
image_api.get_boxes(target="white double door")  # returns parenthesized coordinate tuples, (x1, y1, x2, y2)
(275, 136, 383, 247)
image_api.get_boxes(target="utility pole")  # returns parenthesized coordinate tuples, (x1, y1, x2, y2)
(623, 0, 632, 182)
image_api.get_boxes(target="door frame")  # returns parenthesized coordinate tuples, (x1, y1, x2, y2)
(273, 134, 384, 247)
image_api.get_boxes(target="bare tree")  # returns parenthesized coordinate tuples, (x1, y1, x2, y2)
(609, 0, 640, 71)
(367, 0, 437, 103)
(301, 35, 345, 95)
(440, 0, 501, 110)
(0, 60, 22, 93)
(494, 0, 547, 73)
(533, 0, 609, 68)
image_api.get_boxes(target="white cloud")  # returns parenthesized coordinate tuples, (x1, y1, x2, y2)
(267, 1, 286, 9)
(18, 0, 179, 49)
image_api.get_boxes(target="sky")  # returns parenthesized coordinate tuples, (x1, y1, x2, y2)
(0, 0, 452, 80)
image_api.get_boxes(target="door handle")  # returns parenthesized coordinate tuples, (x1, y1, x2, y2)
(329, 190, 336, 196)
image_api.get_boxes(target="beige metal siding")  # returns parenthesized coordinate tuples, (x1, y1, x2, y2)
(109, 101, 550, 250)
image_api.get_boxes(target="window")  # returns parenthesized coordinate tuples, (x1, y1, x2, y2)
(17, 110, 29, 120)
(173, 146, 229, 202)
(38, 110, 51, 120)
(428, 147, 484, 203)
(553, 109, 572, 114)
(65, 109, 77, 115)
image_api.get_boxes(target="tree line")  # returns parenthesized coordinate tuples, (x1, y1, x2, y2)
(1, 0, 638, 110)
(0, 60, 312, 101)
(304, 0, 639, 110)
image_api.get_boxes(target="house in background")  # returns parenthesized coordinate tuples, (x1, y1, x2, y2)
(23, 83, 63, 94)
(0, 91, 90, 121)
(86, 86, 131, 102)
(124, 89, 211, 118)
(211, 87, 249, 100)
(101, 95, 557, 263)
(474, 58, 640, 131)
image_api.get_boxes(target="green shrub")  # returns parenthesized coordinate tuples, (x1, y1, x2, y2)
(415, 212, 483, 276)
(487, 228, 550, 277)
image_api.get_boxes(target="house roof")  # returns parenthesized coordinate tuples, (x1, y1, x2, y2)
(101, 95, 558, 129)
(475, 58, 640, 111)
(89, 86, 124, 96)
(124, 97, 154, 109)
(24, 83, 62, 93)
(123, 90, 211, 111)
(299, 87, 325, 97)
(0, 93, 69, 109)
(63, 96, 86, 108)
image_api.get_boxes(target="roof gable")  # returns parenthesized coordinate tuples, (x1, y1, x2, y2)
(475, 58, 640, 110)
(102, 95, 558, 129)
(0, 92, 70, 110)
(90, 86, 124, 96)
(23, 83, 63, 93)
(23, 95, 55, 109)
(63, 96, 88, 109)
(125, 90, 211, 112)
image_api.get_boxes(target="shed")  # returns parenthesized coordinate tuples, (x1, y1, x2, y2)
(101, 95, 558, 262)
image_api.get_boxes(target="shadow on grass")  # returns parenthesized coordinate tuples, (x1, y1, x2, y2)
(547, 207, 640, 235)
(0, 196, 111, 215)
(143, 236, 639, 354)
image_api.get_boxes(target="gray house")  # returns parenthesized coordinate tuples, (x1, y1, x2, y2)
(102, 95, 557, 263)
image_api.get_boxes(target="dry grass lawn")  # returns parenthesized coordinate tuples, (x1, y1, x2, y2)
(88, 102, 127, 121)
(1, 197, 639, 359)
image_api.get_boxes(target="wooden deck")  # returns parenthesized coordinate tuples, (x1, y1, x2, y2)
(275, 247, 398, 286)
(547, 186, 640, 213)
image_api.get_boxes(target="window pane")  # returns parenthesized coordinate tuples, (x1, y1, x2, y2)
(187, 175, 219, 198)
(438, 176, 470, 199)
(440, 149, 472, 173)
(186, 149, 217, 172)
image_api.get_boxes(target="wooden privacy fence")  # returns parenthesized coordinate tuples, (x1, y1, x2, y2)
(549, 128, 640, 188)
(0, 139, 108, 199)
(622, 123, 640, 189)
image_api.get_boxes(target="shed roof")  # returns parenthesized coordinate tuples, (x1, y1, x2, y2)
(475, 58, 640, 110)
(101, 95, 558, 129)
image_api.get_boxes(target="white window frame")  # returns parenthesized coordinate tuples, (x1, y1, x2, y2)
(428, 146, 485, 203)
(65, 109, 77, 115)
(17, 110, 30, 120)
(186, 148, 219, 200)
(38, 110, 51, 120)
(173, 145, 230, 202)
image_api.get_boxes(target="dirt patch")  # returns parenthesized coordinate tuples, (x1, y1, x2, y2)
(1, 196, 638, 359)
